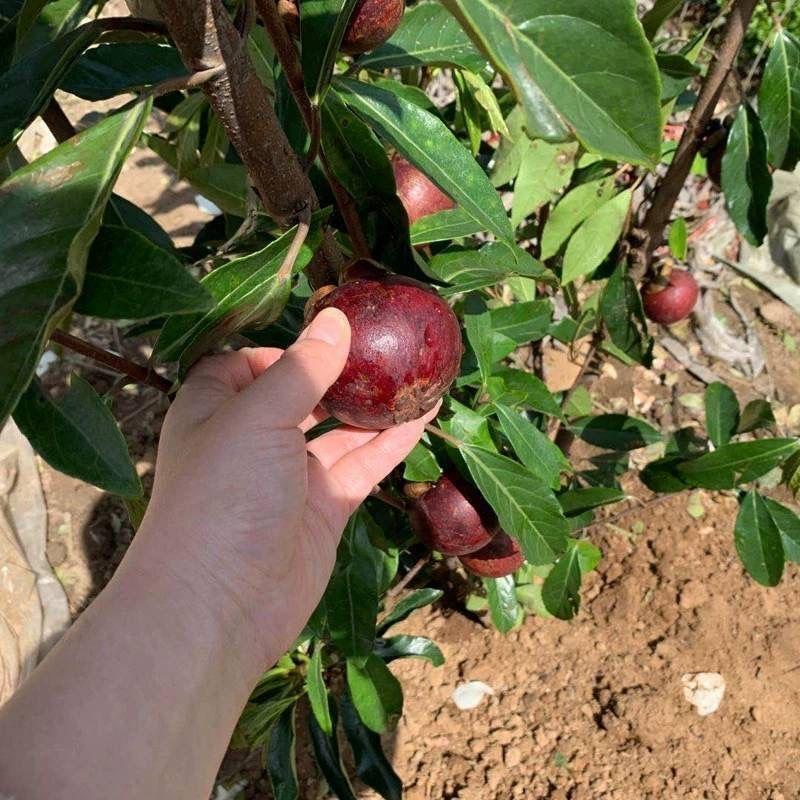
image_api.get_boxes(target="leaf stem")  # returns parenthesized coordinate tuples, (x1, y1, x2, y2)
(50, 330, 173, 395)
(277, 210, 312, 282)
(424, 423, 464, 449)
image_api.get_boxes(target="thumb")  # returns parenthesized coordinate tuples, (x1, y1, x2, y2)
(235, 307, 351, 429)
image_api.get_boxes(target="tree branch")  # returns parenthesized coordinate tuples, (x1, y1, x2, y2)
(153, 0, 340, 285)
(51, 330, 173, 394)
(634, 0, 759, 275)
(41, 99, 76, 143)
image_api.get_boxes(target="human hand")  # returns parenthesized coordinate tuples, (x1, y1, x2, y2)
(126, 308, 437, 673)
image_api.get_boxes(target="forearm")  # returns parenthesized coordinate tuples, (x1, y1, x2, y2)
(0, 531, 267, 800)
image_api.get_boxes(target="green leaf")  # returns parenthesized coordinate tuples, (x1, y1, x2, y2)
(461, 445, 569, 564)
(13, 376, 141, 497)
(324, 509, 384, 661)
(721, 104, 772, 246)
(783, 449, 800, 497)
(557, 487, 625, 516)
(668, 217, 688, 260)
(641, 0, 683, 40)
(0, 19, 105, 155)
(248, 25, 276, 93)
(759, 30, 800, 171)
(104, 193, 174, 252)
(403, 440, 442, 482)
(763, 497, 800, 564)
(599, 261, 653, 366)
(358, 1, 485, 72)
(678, 439, 800, 490)
(571, 414, 661, 451)
(377, 588, 443, 634)
(575, 539, 602, 573)
(441, 399, 497, 451)
(443, 0, 661, 165)
(0, 102, 150, 427)
(409, 206, 488, 245)
(340, 694, 403, 800)
(541, 540, 582, 620)
(464, 310, 494, 385)
(14, 0, 93, 59)
(61, 42, 185, 100)
(563, 385, 592, 418)
(267, 705, 299, 800)
(484, 575, 523, 633)
(494, 403, 569, 489)
(490, 299, 552, 346)
(306, 645, 332, 736)
(308, 699, 358, 800)
(486, 368, 562, 418)
(657, 52, 700, 103)
(300, 0, 359, 102)
(374, 635, 444, 666)
(561, 190, 631, 285)
(511, 139, 578, 227)
(154, 218, 323, 368)
(75, 226, 211, 321)
(734, 491, 784, 587)
(336, 77, 512, 242)
(738, 398, 775, 434)
(705, 382, 740, 448)
(428, 241, 549, 294)
(540, 174, 617, 259)
(346, 654, 403, 733)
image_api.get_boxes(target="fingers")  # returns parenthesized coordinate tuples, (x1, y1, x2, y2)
(306, 426, 379, 468)
(325, 402, 441, 513)
(234, 308, 351, 429)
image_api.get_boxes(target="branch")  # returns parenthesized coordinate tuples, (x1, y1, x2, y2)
(51, 330, 173, 394)
(634, 0, 759, 275)
(154, 0, 340, 285)
(41, 99, 76, 143)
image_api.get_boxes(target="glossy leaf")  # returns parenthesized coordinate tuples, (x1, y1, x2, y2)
(13, 377, 141, 497)
(300, 0, 359, 102)
(494, 403, 569, 489)
(641, 0, 683, 40)
(248, 26, 276, 92)
(783, 450, 800, 497)
(409, 206, 488, 245)
(336, 77, 512, 242)
(599, 261, 653, 366)
(484, 575, 523, 633)
(267, 705, 299, 800)
(571, 414, 661, 451)
(443, 0, 661, 165)
(657, 52, 700, 102)
(462, 445, 569, 564)
(14, 0, 93, 59)
(705, 382, 740, 448)
(377, 588, 443, 634)
(738, 399, 775, 434)
(541, 540, 582, 620)
(403, 440, 442, 482)
(154, 219, 323, 367)
(104, 194, 174, 252)
(763, 497, 800, 564)
(734, 491, 784, 587)
(341, 693, 403, 800)
(308, 699, 358, 800)
(359, 1, 485, 72)
(486, 368, 562, 417)
(668, 217, 688, 260)
(0, 102, 149, 427)
(490, 299, 552, 347)
(557, 487, 625, 516)
(464, 310, 494, 385)
(374, 635, 444, 666)
(61, 42, 185, 100)
(346, 654, 403, 733)
(561, 190, 631, 285)
(75, 226, 211, 320)
(441, 399, 497, 451)
(511, 139, 577, 227)
(759, 30, 800, 171)
(540, 174, 617, 259)
(721, 104, 772, 246)
(306, 645, 332, 736)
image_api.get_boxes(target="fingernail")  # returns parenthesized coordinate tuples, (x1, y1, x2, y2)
(303, 307, 348, 346)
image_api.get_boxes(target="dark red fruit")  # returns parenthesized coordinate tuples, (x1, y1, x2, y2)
(391, 154, 455, 224)
(459, 532, 524, 578)
(306, 274, 462, 429)
(282, 0, 404, 55)
(407, 471, 497, 556)
(641, 269, 699, 325)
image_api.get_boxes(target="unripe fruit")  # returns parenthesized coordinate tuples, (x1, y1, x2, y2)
(391, 155, 455, 224)
(305, 274, 462, 429)
(282, 0, 405, 55)
(641, 269, 699, 325)
(459, 531, 524, 578)
(407, 471, 497, 556)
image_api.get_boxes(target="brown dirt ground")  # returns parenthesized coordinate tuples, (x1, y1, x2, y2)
(19, 40, 800, 798)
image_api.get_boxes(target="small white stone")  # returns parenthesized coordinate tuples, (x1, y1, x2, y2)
(36, 349, 59, 377)
(681, 672, 725, 716)
(195, 194, 222, 216)
(452, 681, 494, 710)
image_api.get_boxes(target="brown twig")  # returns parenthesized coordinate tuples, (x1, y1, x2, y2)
(424, 423, 464, 449)
(41, 99, 76, 143)
(370, 486, 407, 511)
(385, 556, 429, 601)
(51, 330, 173, 394)
(634, 0, 759, 276)
(319, 150, 372, 260)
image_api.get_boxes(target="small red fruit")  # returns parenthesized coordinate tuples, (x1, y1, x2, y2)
(282, 0, 404, 55)
(641, 269, 699, 325)
(407, 471, 497, 556)
(391, 154, 455, 224)
(459, 531, 524, 578)
(306, 274, 463, 429)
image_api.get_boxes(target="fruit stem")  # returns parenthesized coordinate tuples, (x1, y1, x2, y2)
(370, 486, 406, 511)
(277, 209, 311, 282)
(424, 423, 464, 449)
(385, 555, 429, 601)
